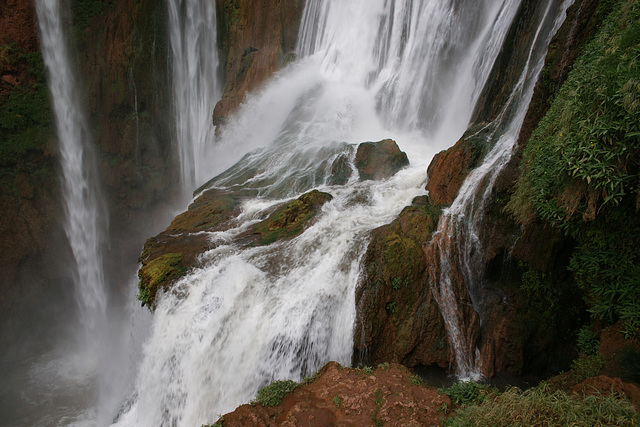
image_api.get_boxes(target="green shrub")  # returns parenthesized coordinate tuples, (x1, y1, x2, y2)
(508, 0, 640, 334)
(441, 381, 493, 406)
(570, 354, 607, 381)
(621, 350, 640, 384)
(445, 384, 638, 427)
(577, 326, 600, 356)
(253, 379, 297, 407)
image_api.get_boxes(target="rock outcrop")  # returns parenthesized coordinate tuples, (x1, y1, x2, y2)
(137, 189, 333, 308)
(360, 0, 606, 378)
(213, 0, 305, 128)
(354, 196, 448, 368)
(212, 362, 451, 427)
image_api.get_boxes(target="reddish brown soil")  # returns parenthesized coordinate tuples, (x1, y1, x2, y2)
(217, 362, 451, 427)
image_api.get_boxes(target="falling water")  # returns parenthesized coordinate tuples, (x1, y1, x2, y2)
(35, 0, 107, 357)
(426, 0, 573, 378)
(110, 1, 549, 425)
(168, 0, 221, 193)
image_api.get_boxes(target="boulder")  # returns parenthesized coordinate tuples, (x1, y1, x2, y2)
(354, 196, 449, 369)
(355, 139, 409, 181)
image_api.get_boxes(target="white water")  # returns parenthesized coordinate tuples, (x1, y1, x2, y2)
(168, 0, 221, 193)
(428, 0, 574, 379)
(110, 1, 541, 425)
(35, 0, 107, 363)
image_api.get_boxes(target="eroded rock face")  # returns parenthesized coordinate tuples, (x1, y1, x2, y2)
(213, 0, 305, 128)
(425, 125, 486, 206)
(354, 196, 449, 369)
(137, 189, 333, 308)
(355, 139, 409, 181)
(215, 361, 451, 427)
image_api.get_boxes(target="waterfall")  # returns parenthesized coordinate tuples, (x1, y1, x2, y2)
(35, 0, 108, 357)
(168, 0, 221, 193)
(109, 1, 560, 425)
(425, 0, 573, 378)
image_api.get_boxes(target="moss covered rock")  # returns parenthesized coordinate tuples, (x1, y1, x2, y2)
(354, 196, 448, 368)
(248, 189, 333, 246)
(137, 189, 333, 308)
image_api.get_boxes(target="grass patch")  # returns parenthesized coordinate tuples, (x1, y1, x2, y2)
(253, 379, 298, 407)
(444, 384, 638, 426)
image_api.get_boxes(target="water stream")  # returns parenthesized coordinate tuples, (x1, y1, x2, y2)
(35, 0, 108, 371)
(168, 0, 221, 193)
(11, 1, 573, 425)
(110, 1, 545, 425)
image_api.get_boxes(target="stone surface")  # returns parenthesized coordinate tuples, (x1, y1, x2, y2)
(354, 197, 449, 369)
(355, 139, 409, 181)
(214, 362, 451, 427)
(138, 189, 333, 308)
(213, 0, 304, 128)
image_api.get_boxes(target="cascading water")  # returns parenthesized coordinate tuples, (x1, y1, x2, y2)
(425, 0, 573, 379)
(35, 0, 107, 359)
(168, 0, 221, 193)
(110, 1, 550, 425)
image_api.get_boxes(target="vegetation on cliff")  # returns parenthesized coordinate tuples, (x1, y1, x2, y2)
(508, 0, 640, 336)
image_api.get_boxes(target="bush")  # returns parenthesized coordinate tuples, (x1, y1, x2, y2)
(577, 326, 600, 356)
(508, 0, 640, 334)
(253, 379, 298, 407)
(445, 384, 639, 427)
(441, 381, 493, 406)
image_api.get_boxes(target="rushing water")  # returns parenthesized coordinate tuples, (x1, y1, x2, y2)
(35, 0, 108, 364)
(168, 0, 221, 193)
(11, 0, 573, 425)
(109, 1, 557, 425)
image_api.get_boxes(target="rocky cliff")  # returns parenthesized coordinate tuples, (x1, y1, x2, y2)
(357, 0, 610, 378)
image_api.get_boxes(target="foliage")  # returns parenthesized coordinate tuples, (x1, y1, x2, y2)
(570, 354, 607, 382)
(0, 44, 53, 192)
(444, 384, 639, 427)
(409, 374, 424, 386)
(253, 379, 297, 407)
(441, 381, 493, 406)
(576, 326, 600, 356)
(508, 0, 640, 334)
(333, 395, 341, 408)
(71, 0, 116, 29)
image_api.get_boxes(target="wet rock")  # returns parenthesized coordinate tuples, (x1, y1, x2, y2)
(214, 0, 305, 128)
(214, 362, 451, 427)
(137, 188, 251, 308)
(425, 124, 486, 206)
(355, 139, 409, 181)
(137, 189, 332, 308)
(247, 190, 333, 246)
(327, 154, 352, 186)
(354, 198, 449, 369)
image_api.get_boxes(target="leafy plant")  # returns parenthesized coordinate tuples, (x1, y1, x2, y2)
(444, 384, 638, 427)
(409, 374, 423, 386)
(508, 0, 640, 334)
(333, 395, 341, 408)
(576, 326, 600, 356)
(253, 379, 298, 407)
(441, 381, 492, 406)
(570, 354, 607, 381)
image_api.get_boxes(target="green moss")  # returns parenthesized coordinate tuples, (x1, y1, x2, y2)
(252, 190, 332, 245)
(0, 46, 54, 192)
(137, 252, 186, 308)
(253, 379, 298, 407)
